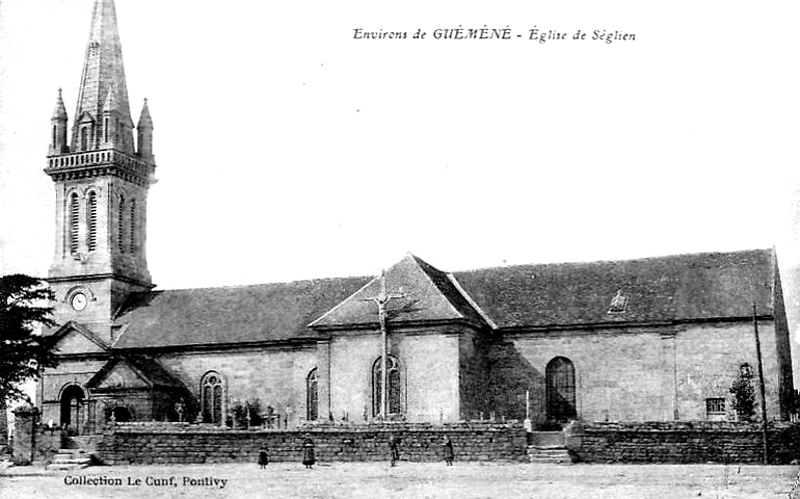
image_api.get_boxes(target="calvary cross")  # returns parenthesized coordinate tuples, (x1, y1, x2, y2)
(362, 270, 405, 419)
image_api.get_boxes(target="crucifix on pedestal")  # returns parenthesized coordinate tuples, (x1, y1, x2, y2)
(363, 270, 405, 419)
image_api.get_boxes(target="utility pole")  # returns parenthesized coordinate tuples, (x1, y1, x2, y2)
(753, 302, 769, 464)
(363, 270, 405, 419)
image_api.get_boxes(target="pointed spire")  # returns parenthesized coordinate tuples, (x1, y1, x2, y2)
(137, 98, 153, 129)
(136, 98, 154, 159)
(51, 88, 68, 121)
(50, 88, 70, 154)
(71, 0, 134, 153)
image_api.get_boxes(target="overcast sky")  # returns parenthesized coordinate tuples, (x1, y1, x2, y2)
(1, 2, 799, 334)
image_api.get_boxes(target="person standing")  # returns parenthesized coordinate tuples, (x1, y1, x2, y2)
(258, 444, 269, 469)
(388, 434, 400, 467)
(302, 434, 316, 469)
(443, 436, 454, 466)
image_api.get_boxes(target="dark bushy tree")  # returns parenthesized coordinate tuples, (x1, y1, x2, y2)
(729, 367, 756, 422)
(229, 399, 264, 428)
(0, 274, 59, 403)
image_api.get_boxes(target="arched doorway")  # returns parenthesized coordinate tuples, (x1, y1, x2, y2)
(60, 384, 86, 430)
(111, 406, 132, 422)
(546, 357, 577, 422)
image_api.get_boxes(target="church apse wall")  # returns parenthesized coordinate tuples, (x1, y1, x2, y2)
(675, 320, 784, 421)
(494, 327, 678, 423)
(158, 345, 318, 426)
(328, 330, 462, 423)
(395, 332, 460, 422)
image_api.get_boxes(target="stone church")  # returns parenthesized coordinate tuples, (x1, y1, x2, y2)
(37, 0, 795, 433)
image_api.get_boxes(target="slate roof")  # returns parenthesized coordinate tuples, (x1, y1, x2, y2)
(113, 276, 371, 349)
(111, 248, 777, 350)
(452, 249, 775, 329)
(86, 355, 185, 389)
(309, 254, 487, 329)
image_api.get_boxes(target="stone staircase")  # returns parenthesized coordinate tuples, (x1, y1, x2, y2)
(46, 448, 93, 471)
(527, 445, 572, 464)
(527, 430, 573, 464)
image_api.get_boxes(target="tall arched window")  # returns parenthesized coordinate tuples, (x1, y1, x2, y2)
(372, 355, 402, 418)
(307, 368, 318, 421)
(87, 191, 97, 252)
(118, 195, 125, 252)
(546, 357, 577, 422)
(129, 199, 136, 253)
(200, 371, 225, 424)
(69, 193, 79, 254)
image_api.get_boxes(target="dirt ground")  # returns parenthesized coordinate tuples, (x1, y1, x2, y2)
(0, 461, 797, 499)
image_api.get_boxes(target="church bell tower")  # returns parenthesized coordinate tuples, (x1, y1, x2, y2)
(44, 0, 156, 343)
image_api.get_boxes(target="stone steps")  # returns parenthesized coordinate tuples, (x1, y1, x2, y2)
(46, 448, 92, 471)
(527, 445, 572, 464)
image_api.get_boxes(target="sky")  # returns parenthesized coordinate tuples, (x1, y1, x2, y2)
(1, 2, 800, 343)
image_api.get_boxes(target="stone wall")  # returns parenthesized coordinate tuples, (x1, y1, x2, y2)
(675, 322, 783, 421)
(328, 329, 464, 423)
(159, 345, 318, 427)
(12, 405, 38, 465)
(459, 331, 490, 420)
(490, 319, 790, 423)
(571, 421, 800, 464)
(99, 421, 527, 465)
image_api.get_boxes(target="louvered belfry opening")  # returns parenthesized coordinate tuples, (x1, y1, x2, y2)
(69, 193, 80, 254)
(118, 195, 125, 252)
(129, 199, 136, 253)
(87, 191, 97, 251)
(546, 356, 577, 422)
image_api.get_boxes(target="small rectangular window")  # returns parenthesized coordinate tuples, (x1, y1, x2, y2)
(706, 398, 726, 420)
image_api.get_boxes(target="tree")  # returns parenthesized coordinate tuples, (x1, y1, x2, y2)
(729, 365, 756, 422)
(0, 274, 59, 403)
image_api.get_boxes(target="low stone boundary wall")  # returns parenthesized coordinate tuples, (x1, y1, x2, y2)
(571, 421, 800, 464)
(99, 421, 528, 465)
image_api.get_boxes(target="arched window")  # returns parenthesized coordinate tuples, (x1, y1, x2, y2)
(546, 357, 577, 422)
(372, 355, 402, 418)
(118, 195, 125, 252)
(87, 191, 97, 252)
(307, 368, 318, 421)
(69, 193, 79, 254)
(200, 371, 225, 424)
(129, 199, 136, 253)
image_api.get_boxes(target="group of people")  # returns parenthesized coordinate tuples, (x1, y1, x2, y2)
(258, 434, 316, 469)
(257, 434, 455, 468)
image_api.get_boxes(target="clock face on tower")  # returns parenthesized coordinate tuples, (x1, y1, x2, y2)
(71, 292, 88, 311)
